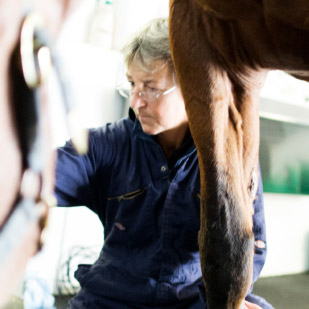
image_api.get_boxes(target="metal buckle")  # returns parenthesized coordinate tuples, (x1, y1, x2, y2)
(20, 12, 51, 88)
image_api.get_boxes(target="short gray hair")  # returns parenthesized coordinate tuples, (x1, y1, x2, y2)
(121, 18, 174, 73)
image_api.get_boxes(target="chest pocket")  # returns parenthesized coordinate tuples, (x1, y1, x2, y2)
(105, 187, 149, 243)
(107, 187, 147, 201)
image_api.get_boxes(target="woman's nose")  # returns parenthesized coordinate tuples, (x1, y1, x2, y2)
(130, 92, 146, 109)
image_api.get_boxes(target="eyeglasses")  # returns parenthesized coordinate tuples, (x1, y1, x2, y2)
(117, 81, 176, 103)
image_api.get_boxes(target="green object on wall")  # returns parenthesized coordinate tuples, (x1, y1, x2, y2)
(260, 118, 309, 194)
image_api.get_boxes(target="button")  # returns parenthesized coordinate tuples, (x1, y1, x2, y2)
(161, 165, 167, 172)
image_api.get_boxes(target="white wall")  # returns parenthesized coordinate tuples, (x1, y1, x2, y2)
(259, 74, 309, 277)
(24, 207, 103, 295)
(261, 193, 309, 277)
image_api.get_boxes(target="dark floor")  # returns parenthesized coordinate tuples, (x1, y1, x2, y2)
(55, 273, 309, 309)
(6, 273, 309, 308)
(55, 295, 72, 309)
(252, 272, 309, 309)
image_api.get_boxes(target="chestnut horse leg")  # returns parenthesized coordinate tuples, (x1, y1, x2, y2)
(170, 1, 267, 308)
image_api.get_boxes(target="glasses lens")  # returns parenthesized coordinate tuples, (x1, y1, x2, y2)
(140, 92, 157, 102)
(118, 82, 175, 102)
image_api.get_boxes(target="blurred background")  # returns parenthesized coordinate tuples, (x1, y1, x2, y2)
(7, 0, 309, 308)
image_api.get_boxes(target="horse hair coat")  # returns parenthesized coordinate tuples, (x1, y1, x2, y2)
(169, 0, 309, 308)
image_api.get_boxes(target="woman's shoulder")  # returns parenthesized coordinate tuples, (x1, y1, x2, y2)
(90, 117, 134, 140)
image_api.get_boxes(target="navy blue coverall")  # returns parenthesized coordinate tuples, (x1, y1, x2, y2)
(55, 109, 270, 308)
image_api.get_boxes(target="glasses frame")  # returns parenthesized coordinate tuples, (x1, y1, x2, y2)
(118, 83, 177, 103)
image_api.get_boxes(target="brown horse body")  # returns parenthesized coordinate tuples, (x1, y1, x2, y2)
(169, 0, 309, 308)
(0, 0, 81, 305)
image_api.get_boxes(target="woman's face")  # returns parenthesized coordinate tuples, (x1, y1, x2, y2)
(127, 61, 188, 136)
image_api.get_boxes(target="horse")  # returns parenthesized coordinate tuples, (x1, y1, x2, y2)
(169, 0, 309, 308)
(0, 0, 83, 306)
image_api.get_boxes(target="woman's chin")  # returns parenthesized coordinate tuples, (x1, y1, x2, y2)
(140, 124, 160, 136)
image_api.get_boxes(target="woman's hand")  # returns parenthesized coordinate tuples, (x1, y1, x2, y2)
(245, 300, 262, 309)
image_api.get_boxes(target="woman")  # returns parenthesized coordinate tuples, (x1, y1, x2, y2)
(55, 18, 270, 308)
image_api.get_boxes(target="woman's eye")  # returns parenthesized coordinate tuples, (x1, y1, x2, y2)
(146, 86, 158, 92)
(128, 81, 135, 89)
